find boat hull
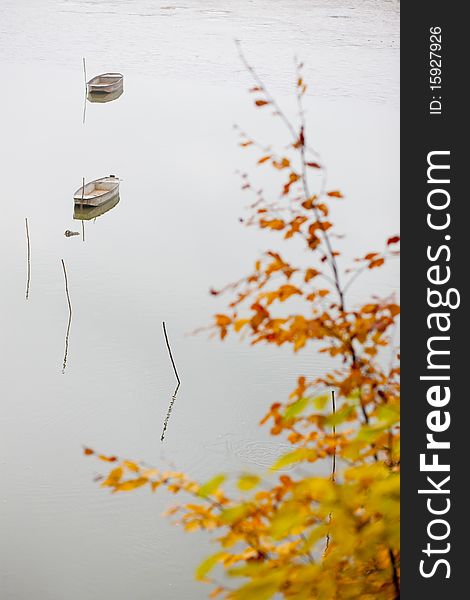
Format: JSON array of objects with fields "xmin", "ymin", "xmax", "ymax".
[
  {"xmin": 73, "ymin": 176, "xmax": 120, "ymax": 207},
  {"xmin": 86, "ymin": 73, "xmax": 123, "ymax": 94}
]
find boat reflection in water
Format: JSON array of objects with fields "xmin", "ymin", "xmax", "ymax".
[
  {"xmin": 74, "ymin": 194, "xmax": 120, "ymax": 221},
  {"xmin": 87, "ymin": 87, "xmax": 123, "ymax": 104}
]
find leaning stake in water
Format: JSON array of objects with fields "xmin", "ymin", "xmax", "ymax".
[
  {"xmin": 25, "ymin": 218, "xmax": 31, "ymax": 300},
  {"xmin": 61, "ymin": 259, "xmax": 73, "ymax": 373},
  {"xmin": 160, "ymin": 322, "xmax": 181, "ymax": 442},
  {"xmin": 82, "ymin": 57, "xmax": 88, "ymax": 124}
]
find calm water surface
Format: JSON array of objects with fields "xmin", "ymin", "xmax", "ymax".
[{"xmin": 0, "ymin": 1, "xmax": 399, "ymax": 598}]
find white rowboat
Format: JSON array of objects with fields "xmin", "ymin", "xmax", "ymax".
[
  {"xmin": 73, "ymin": 175, "xmax": 120, "ymax": 207},
  {"xmin": 86, "ymin": 73, "xmax": 123, "ymax": 94}
]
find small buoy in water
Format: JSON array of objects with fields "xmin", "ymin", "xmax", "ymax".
[{"xmin": 64, "ymin": 230, "xmax": 80, "ymax": 237}]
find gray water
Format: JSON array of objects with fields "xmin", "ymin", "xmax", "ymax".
[{"xmin": 0, "ymin": 2, "xmax": 399, "ymax": 599}]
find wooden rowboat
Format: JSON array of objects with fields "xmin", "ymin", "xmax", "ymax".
[
  {"xmin": 86, "ymin": 73, "xmax": 123, "ymax": 94},
  {"xmin": 73, "ymin": 175, "xmax": 120, "ymax": 207},
  {"xmin": 74, "ymin": 194, "xmax": 120, "ymax": 221}
]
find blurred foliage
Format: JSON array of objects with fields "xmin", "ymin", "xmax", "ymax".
[{"xmin": 85, "ymin": 50, "xmax": 400, "ymax": 599}]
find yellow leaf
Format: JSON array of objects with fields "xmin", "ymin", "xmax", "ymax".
[
  {"xmin": 198, "ymin": 475, "xmax": 225, "ymax": 498},
  {"xmin": 270, "ymin": 503, "xmax": 308, "ymax": 538},
  {"xmin": 220, "ymin": 504, "xmax": 249, "ymax": 524},
  {"xmin": 312, "ymin": 394, "xmax": 329, "ymax": 410},
  {"xmin": 375, "ymin": 404, "xmax": 400, "ymax": 426},
  {"xmin": 115, "ymin": 477, "xmax": 148, "ymax": 492},
  {"xmin": 233, "ymin": 572, "xmax": 284, "ymax": 600},
  {"xmin": 270, "ymin": 448, "xmax": 313, "ymax": 471},
  {"xmin": 325, "ymin": 404, "xmax": 354, "ymax": 427},
  {"xmin": 283, "ymin": 397, "xmax": 309, "ymax": 420},
  {"xmin": 237, "ymin": 474, "xmax": 261, "ymax": 491},
  {"xmin": 123, "ymin": 460, "xmax": 140, "ymax": 473},
  {"xmin": 195, "ymin": 551, "xmax": 226, "ymax": 581},
  {"xmin": 356, "ymin": 424, "xmax": 388, "ymax": 443},
  {"xmin": 101, "ymin": 467, "xmax": 123, "ymax": 487}
]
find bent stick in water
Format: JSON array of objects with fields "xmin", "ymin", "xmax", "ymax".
[
  {"xmin": 25, "ymin": 218, "xmax": 31, "ymax": 300},
  {"xmin": 160, "ymin": 322, "xmax": 181, "ymax": 441},
  {"xmin": 61, "ymin": 259, "xmax": 73, "ymax": 373}
]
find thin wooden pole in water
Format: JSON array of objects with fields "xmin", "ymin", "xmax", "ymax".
[
  {"xmin": 325, "ymin": 389, "xmax": 337, "ymax": 552},
  {"xmin": 82, "ymin": 95, "xmax": 87, "ymax": 124},
  {"xmin": 160, "ymin": 322, "xmax": 181, "ymax": 442},
  {"xmin": 82, "ymin": 57, "xmax": 87, "ymax": 88},
  {"xmin": 81, "ymin": 220, "xmax": 85, "ymax": 242},
  {"xmin": 82, "ymin": 58, "xmax": 88, "ymax": 124},
  {"xmin": 162, "ymin": 322, "xmax": 180, "ymax": 386},
  {"xmin": 61, "ymin": 259, "xmax": 73, "ymax": 373},
  {"xmin": 80, "ymin": 177, "xmax": 85, "ymax": 212},
  {"xmin": 25, "ymin": 218, "xmax": 31, "ymax": 300}
]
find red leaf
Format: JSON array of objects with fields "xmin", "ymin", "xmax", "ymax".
[
  {"xmin": 306, "ymin": 162, "xmax": 321, "ymax": 169},
  {"xmin": 387, "ymin": 235, "xmax": 400, "ymax": 245}
]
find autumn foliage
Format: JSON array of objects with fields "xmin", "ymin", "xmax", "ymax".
[{"xmin": 85, "ymin": 51, "xmax": 400, "ymax": 599}]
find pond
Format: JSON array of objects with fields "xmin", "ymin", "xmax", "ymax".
[{"xmin": 0, "ymin": 1, "xmax": 399, "ymax": 598}]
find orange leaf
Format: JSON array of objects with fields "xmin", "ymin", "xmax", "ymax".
[
  {"xmin": 215, "ymin": 314, "xmax": 231, "ymax": 326},
  {"xmin": 369, "ymin": 258, "xmax": 385, "ymax": 269},
  {"xmin": 98, "ymin": 454, "xmax": 118, "ymax": 463},
  {"xmin": 362, "ymin": 304, "xmax": 378, "ymax": 313},
  {"xmin": 255, "ymin": 99, "xmax": 269, "ymax": 107},
  {"xmin": 304, "ymin": 268, "xmax": 321, "ymax": 282},
  {"xmin": 258, "ymin": 155, "xmax": 272, "ymax": 164},
  {"xmin": 234, "ymin": 319, "xmax": 249, "ymax": 332},
  {"xmin": 327, "ymin": 190, "xmax": 343, "ymax": 198},
  {"xmin": 272, "ymin": 158, "xmax": 290, "ymax": 170},
  {"xmin": 260, "ymin": 218, "xmax": 285, "ymax": 230}
]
